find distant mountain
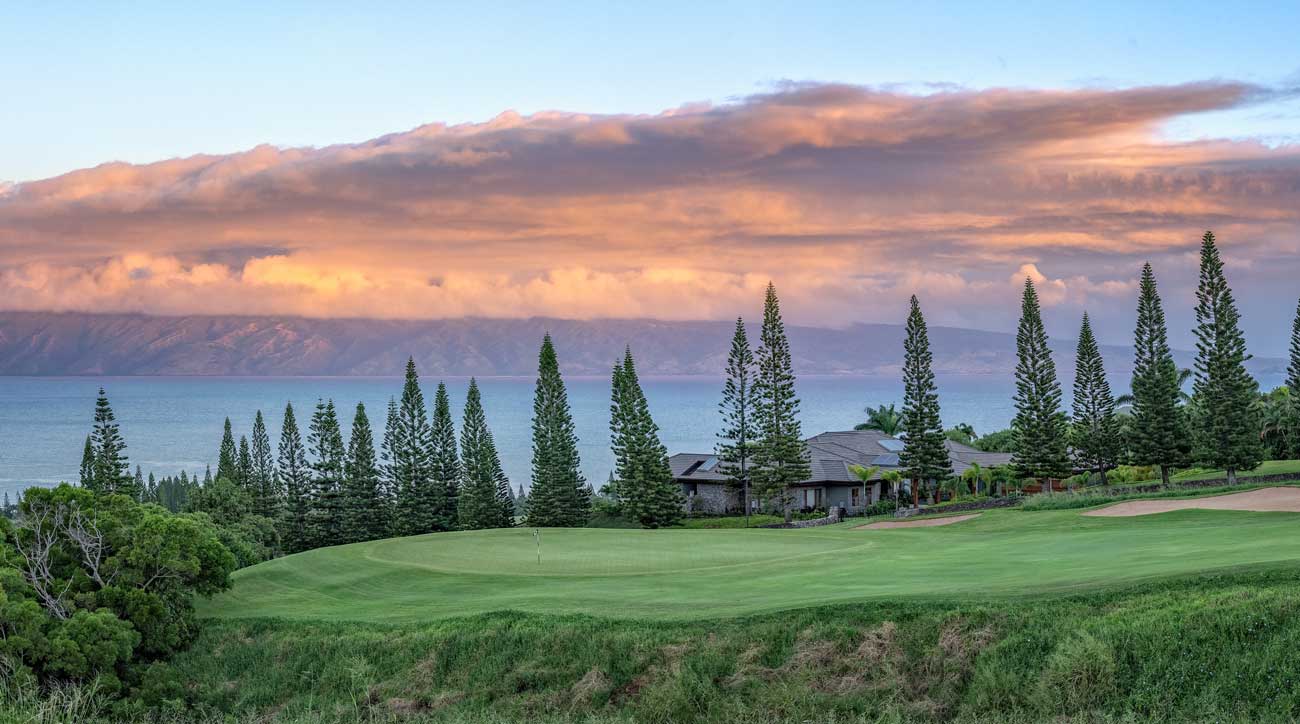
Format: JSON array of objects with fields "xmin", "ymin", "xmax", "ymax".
[{"xmin": 0, "ymin": 311, "xmax": 1286, "ymax": 378}]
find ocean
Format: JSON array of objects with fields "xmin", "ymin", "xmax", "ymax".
[{"xmin": 0, "ymin": 372, "xmax": 1282, "ymax": 500}]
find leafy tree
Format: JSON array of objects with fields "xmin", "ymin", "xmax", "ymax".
[
  {"xmin": 972, "ymin": 428, "xmax": 1014, "ymax": 453},
  {"xmin": 1011, "ymin": 278, "xmax": 1072, "ymax": 486},
  {"xmin": 216, "ymin": 417, "xmax": 238, "ymax": 484},
  {"xmin": 429, "ymin": 382, "xmax": 461, "ymax": 531},
  {"xmin": 88, "ymin": 388, "xmax": 135, "ymax": 498},
  {"xmin": 945, "ymin": 423, "xmax": 977, "ymax": 446},
  {"xmin": 276, "ymin": 402, "xmax": 311, "ymax": 554},
  {"xmin": 525, "ymin": 334, "xmax": 591, "ymax": 527},
  {"xmin": 249, "ymin": 410, "xmax": 279, "ymax": 519},
  {"xmin": 1070, "ymin": 313, "xmax": 1121, "ymax": 484},
  {"xmin": 186, "ymin": 476, "xmax": 279, "ymax": 568},
  {"xmin": 855, "ymin": 403, "xmax": 904, "ymax": 435},
  {"xmin": 751, "ymin": 283, "xmax": 811, "ymax": 520},
  {"xmin": 610, "ymin": 347, "xmax": 682, "ymax": 528},
  {"xmin": 1128, "ymin": 263, "xmax": 1187, "ymax": 486},
  {"xmin": 392, "ymin": 358, "xmax": 441, "ymax": 536},
  {"xmin": 899, "ymin": 295, "xmax": 952, "ymax": 505},
  {"xmin": 716, "ymin": 317, "xmax": 758, "ymax": 521},
  {"xmin": 342, "ymin": 402, "xmax": 387, "ymax": 542},
  {"xmin": 458, "ymin": 378, "xmax": 515, "ymax": 530},
  {"xmin": 305, "ymin": 399, "xmax": 347, "ymax": 549},
  {"xmin": 1, "ymin": 485, "xmax": 234, "ymax": 693},
  {"xmin": 1189, "ymin": 231, "xmax": 1262, "ymax": 484}
]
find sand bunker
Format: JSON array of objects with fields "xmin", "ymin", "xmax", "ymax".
[
  {"xmin": 1083, "ymin": 486, "xmax": 1300, "ymax": 517},
  {"xmin": 858, "ymin": 513, "xmax": 981, "ymax": 529}
]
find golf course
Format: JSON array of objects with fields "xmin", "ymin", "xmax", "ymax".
[{"xmin": 203, "ymin": 496, "xmax": 1300, "ymax": 623}]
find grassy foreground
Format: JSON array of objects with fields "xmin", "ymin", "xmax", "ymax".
[{"xmin": 203, "ymin": 507, "xmax": 1300, "ymax": 622}]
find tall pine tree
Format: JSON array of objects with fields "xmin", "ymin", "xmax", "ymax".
[
  {"xmin": 277, "ymin": 402, "xmax": 312, "ymax": 553},
  {"xmin": 249, "ymin": 410, "xmax": 279, "ymax": 519},
  {"xmin": 751, "ymin": 283, "xmax": 811, "ymax": 519},
  {"xmin": 429, "ymin": 382, "xmax": 461, "ymax": 531},
  {"xmin": 305, "ymin": 399, "xmax": 347, "ymax": 549},
  {"xmin": 716, "ymin": 317, "xmax": 758, "ymax": 520},
  {"xmin": 88, "ymin": 388, "xmax": 134, "ymax": 497},
  {"xmin": 1129, "ymin": 263, "xmax": 1185, "ymax": 485},
  {"xmin": 525, "ymin": 334, "xmax": 591, "ymax": 526},
  {"xmin": 1071, "ymin": 313, "xmax": 1121, "ymax": 484},
  {"xmin": 392, "ymin": 358, "xmax": 440, "ymax": 536},
  {"xmin": 610, "ymin": 347, "xmax": 682, "ymax": 528},
  {"xmin": 236, "ymin": 435, "xmax": 253, "ymax": 488},
  {"xmin": 1190, "ymin": 231, "xmax": 1262, "ymax": 484},
  {"xmin": 1285, "ymin": 298, "xmax": 1300, "ymax": 457},
  {"xmin": 342, "ymin": 402, "xmax": 387, "ymax": 542},
  {"xmin": 79, "ymin": 435, "xmax": 95, "ymax": 488},
  {"xmin": 458, "ymin": 378, "xmax": 515, "ymax": 529},
  {"xmin": 216, "ymin": 418, "xmax": 238, "ymax": 483},
  {"xmin": 899, "ymin": 295, "xmax": 951, "ymax": 505},
  {"xmin": 1011, "ymin": 279, "xmax": 1072, "ymax": 486},
  {"xmin": 380, "ymin": 396, "xmax": 399, "ymax": 511}
]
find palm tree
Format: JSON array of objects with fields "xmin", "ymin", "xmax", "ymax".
[
  {"xmin": 856, "ymin": 403, "xmax": 904, "ymax": 435},
  {"xmin": 848, "ymin": 464, "xmax": 880, "ymax": 515},
  {"xmin": 961, "ymin": 461, "xmax": 986, "ymax": 496},
  {"xmin": 880, "ymin": 469, "xmax": 905, "ymax": 510}
]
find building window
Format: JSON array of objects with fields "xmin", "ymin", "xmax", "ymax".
[{"xmin": 851, "ymin": 487, "xmax": 861, "ymax": 506}]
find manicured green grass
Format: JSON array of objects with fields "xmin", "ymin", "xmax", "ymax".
[
  {"xmin": 203, "ymin": 506, "xmax": 1300, "ymax": 624},
  {"xmin": 676, "ymin": 514, "xmax": 784, "ymax": 528}
]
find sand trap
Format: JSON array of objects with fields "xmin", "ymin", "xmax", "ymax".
[
  {"xmin": 1082, "ymin": 486, "xmax": 1300, "ymax": 517},
  {"xmin": 857, "ymin": 513, "xmax": 981, "ymax": 529}
]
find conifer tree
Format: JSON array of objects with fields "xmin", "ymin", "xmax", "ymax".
[
  {"xmin": 515, "ymin": 485, "xmax": 528, "ymax": 517},
  {"xmin": 751, "ymin": 283, "xmax": 810, "ymax": 519},
  {"xmin": 1285, "ymin": 298, "xmax": 1300, "ymax": 457},
  {"xmin": 380, "ymin": 396, "xmax": 399, "ymax": 506},
  {"xmin": 525, "ymin": 334, "xmax": 591, "ymax": 526},
  {"xmin": 250, "ymin": 410, "xmax": 278, "ymax": 519},
  {"xmin": 277, "ymin": 402, "xmax": 312, "ymax": 553},
  {"xmin": 392, "ymin": 358, "xmax": 440, "ymax": 536},
  {"xmin": 203, "ymin": 465, "xmax": 213, "ymax": 486},
  {"xmin": 305, "ymin": 399, "xmax": 347, "ymax": 548},
  {"xmin": 1190, "ymin": 231, "xmax": 1262, "ymax": 484},
  {"xmin": 429, "ymin": 382, "xmax": 461, "ymax": 530},
  {"xmin": 79, "ymin": 435, "xmax": 95, "ymax": 488},
  {"xmin": 216, "ymin": 417, "xmax": 238, "ymax": 483},
  {"xmin": 1071, "ymin": 313, "xmax": 1121, "ymax": 483},
  {"xmin": 610, "ymin": 347, "xmax": 683, "ymax": 528},
  {"xmin": 899, "ymin": 296, "xmax": 952, "ymax": 505},
  {"xmin": 716, "ymin": 317, "xmax": 758, "ymax": 520},
  {"xmin": 89, "ymin": 388, "xmax": 134, "ymax": 497},
  {"xmin": 1129, "ymin": 263, "xmax": 1186, "ymax": 485},
  {"xmin": 236, "ymin": 435, "xmax": 253, "ymax": 488},
  {"xmin": 458, "ymin": 378, "xmax": 514, "ymax": 529},
  {"xmin": 1011, "ymin": 279, "xmax": 1072, "ymax": 486},
  {"xmin": 146, "ymin": 471, "xmax": 157, "ymax": 503},
  {"xmin": 342, "ymin": 402, "xmax": 387, "ymax": 542},
  {"xmin": 133, "ymin": 466, "xmax": 146, "ymax": 499}
]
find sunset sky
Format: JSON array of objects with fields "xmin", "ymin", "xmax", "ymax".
[{"xmin": 3, "ymin": 2, "xmax": 1299, "ymax": 353}]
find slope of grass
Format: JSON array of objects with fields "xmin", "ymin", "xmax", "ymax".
[
  {"xmin": 157, "ymin": 572, "xmax": 1300, "ymax": 723},
  {"xmin": 202, "ymin": 507, "xmax": 1300, "ymax": 623}
]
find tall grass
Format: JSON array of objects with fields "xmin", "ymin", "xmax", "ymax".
[{"xmin": 1019, "ymin": 481, "xmax": 1298, "ymax": 511}]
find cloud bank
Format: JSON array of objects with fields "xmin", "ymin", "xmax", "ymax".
[{"xmin": 2, "ymin": 81, "xmax": 1298, "ymax": 342}]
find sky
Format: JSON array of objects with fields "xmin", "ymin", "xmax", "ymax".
[{"xmin": 2, "ymin": 2, "xmax": 1299, "ymax": 353}]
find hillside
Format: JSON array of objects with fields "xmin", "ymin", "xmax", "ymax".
[{"xmin": 0, "ymin": 311, "xmax": 1286, "ymax": 377}]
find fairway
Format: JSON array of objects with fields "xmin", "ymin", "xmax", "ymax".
[{"xmin": 203, "ymin": 507, "xmax": 1300, "ymax": 623}]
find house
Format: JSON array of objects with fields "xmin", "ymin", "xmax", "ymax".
[{"xmin": 669, "ymin": 429, "xmax": 1013, "ymax": 515}]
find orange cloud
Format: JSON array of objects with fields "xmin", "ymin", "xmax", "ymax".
[{"xmin": 1, "ymin": 81, "xmax": 1297, "ymax": 335}]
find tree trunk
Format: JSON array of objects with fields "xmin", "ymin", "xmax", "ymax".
[
  {"xmin": 1099, "ymin": 468, "xmax": 1108, "ymax": 486},
  {"xmin": 1227, "ymin": 467, "xmax": 1237, "ymax": 486},
  {"xmin": 1159, "ymin": 464, "xmax": 1170, "ymax": 487},
  {"xmin": 912, "ymin": 478, "xmax": 919, "ymax": 508}
]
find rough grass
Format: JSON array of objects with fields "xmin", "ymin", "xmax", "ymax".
[
  {"xmin": 111, "ymin": 571, "xmax": 1300, "ymax": 723},
  {"xmin": 1019, "ymin": 482, "xmax": 1300, "ymax": 511},
  {"xmin": 202, "ymin": 507, "xmax": 1300, "ymax": 623}
]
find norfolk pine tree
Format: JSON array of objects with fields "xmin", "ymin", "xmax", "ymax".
[
  {"xmin": 392, "ymin": 358, "xmax": 440, "ymax": 536},
  {"xmin": 250, "ymin": 410, "xmax": 279, "ymax": 518},
  {"xmin": 305, "ymin": 399, "xmax": 347, "ymax": 548},
  {"xmin": 610, "ymin": 347, "xmax": 682, "ymax": 528},
  {"xmin": 1011, "ymin": 279, "xmax": 1072, "ymax": 487},
  {"xmin": 1071, "ymin": 313, "xmax": 1121, "ymax": 484},
  {"xmin": 458, "ymin": 378, "xmax": 514, "ymax": 529},
  {"xmin": 899, "ymin": 296, "xmax": 951, "ymax": 506},
  {"xmin": 716, "ymin": 317, "xmax": 758, "ymax": 523},
  {"xmin": 429, "ymin": 382, "xmax": 461, "ymax": 531},
  {"xmin": 751, "ymin": 283, "xmax": 811, "ymax": 520},
  {"xmin": 89, "ymin": 387, "xmax": 135, "ymax": 497},
  {"xmin": 79, "ymin": 435, "xmax": 95, "ymax": 487},
  {"xmin": 216, "ymin": 417, "xmax": 238, "ymax": 484},
  {"xmin": 343, "ymin": 402, "xmax": 387, "ymax": 542},
  {"xmin": 236, "ymin": 435, "xmax": 253, "ymax": 488},
  {"xmin": 1190, "ymin": 231, "xmax": 1262, "ymax": 484},
  {"xmin": 277, "ymin": 402, "xmax": 312, "ymax": 553},
  {"xmin": 1285, "ymin": 298, "xmax": 1300, "ymax": 457},
  {"xmin": 1128, "ymin": 263, "xmax": 1186, "ymax": 485},
  {"xmin": 525, "ymin": 334, "xmax": 591, "ymax": 527}
]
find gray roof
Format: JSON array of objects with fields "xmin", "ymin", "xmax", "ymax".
[{"xmin": 673, "ymin": 429, "xmax": 1014, "ymax": 486}]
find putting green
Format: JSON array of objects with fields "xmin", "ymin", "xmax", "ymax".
[{"xmin": 202, "ymin": 507, "xmax": 1300, "ymax": 623}]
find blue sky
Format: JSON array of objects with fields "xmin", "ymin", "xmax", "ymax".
[{"xmin": 4, "ymin": 1, "xmax": 1298, "ymax": 182}]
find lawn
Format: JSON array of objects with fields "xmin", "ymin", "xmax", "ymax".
[{"xmin": 202, "ymin": 505, "xmax": 1300, "ymax": 624}]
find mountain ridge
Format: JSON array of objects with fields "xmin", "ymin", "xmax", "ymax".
[{"xmin": 0, "ymin": 311, "xmax": 1286, "ymax": 378}]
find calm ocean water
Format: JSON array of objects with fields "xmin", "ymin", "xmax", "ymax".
[{"xmin": 0, "ymin": 372, "xmax": 1282, "ymax": 500}]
